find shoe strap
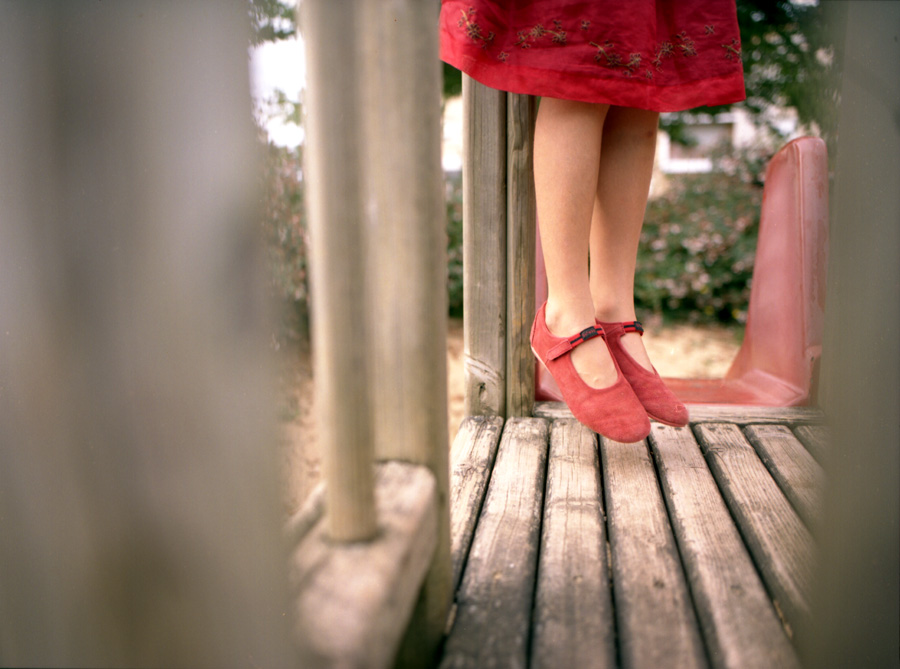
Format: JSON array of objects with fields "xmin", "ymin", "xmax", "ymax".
[
  {"xmin": 623, "ymin": 321, "xmax": 644, "ymax": 336},
  {"xmin": 547, "ymin": 324, "xmax": 604, "ymax": 361}
]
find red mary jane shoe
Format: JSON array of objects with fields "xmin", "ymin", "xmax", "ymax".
[
  {"xmin": 531, "ymin": 303, "xmax": 650, "ymax": 443},
  {"xmin": 597, "ymin": 320, "xmax": 689, "ymax": 427}
]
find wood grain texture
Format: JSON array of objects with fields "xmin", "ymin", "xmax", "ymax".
[
  {"xmin": 534, "ymin": 402, "xmax": 824, "ymax": 425},
  {"xmin": 694, "ymin": 423, "xmax": 814, "ymax": 643},
  {"xmin": 441, "ymin": 418, "xmax": 549, "ymax": 669},
  {"xmin": 284, "ymin": 483, "xmax": 326, "ymax": 546},
  {"xmin": 792, "ymin": 424, "xmax": 829, "ymax": 466},
  {"xmin": 531, "ymin": 419, "xmax": 615, "ymax": 669},
  {"xmin": 463, "ymin": 76, "xmax": 507, "ymax": 417},
  {"xmin": 600, "ymin": 435, "xmax": 708, "ymax": 669},
  {"xmin": 449, "ymin": 415, "xmax": 505, "ymax": 590},
  {"xmin": 357, "ymin": 3, "xmax": 453, "ymax": 660},
  {"xmin": 506, "ymin": 92, "xmax": 537, "ymax": 419},
  {"xmin": 0, "ymin": 5, "xmax": 296, "ymax": 665},
  {"xmin": 290, "ymin": 462, "xmax": 438, "ymax": 669},
  {"xmin": 304, "ymin": 0, "xmax": 376, "ymax": 540},
  {"xmin": 649, "ymin": 424, "xmax": 800, "ymax": 669},
  {"xmin": 687, "ymin": 405, "xmax": 825, "ymax": 425},
  {"xmin": 744, "ymin": 424, "xmax": 824, "ymax": 531}
]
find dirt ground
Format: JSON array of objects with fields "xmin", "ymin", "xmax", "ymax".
[{"xmin": 280, "ymin": 317, "xmax": 741, "ymax": 516}]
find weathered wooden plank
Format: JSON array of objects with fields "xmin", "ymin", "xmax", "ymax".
[
  {"xmin": 531, "ymin": 419, "xmax": 616, "ymax": 669},
  {"xmin": 649, "ymin": 424, "xmax": 800, "ymax": 669},
  {"xmin": 284, "ymin": 483, "xmax": 326, "ymax": 546},
  {"xmin": 792, "ymin": 424, "xmax": 829, "ymax": 467},
  {"xmin": 441, "ymin": 418, "xmax": 549, "ymax": 669},
  {"xmin": 449, "ymin": 415, "xmax": 505, "ymax": 590},
  {"xmin": 290, "ymin": 462, "xmax": 438, "ymax": 669},
  {"xmin": 600, "ymin": 435, "xmax": 708, "ymax": 669},
  {"xmin": 694, "ymin": 423, "xmax": 814, "ymax": 643},
  {"xmin": 534, "ymin": 401, "xmax": 824, "ymax": 425},
  {"xmin": 357, "ymin": 2, "xmax": 452, "ymax": 660},
  {"xmin": 687, "ymin": 405, "xmax": 825, "ymax": 425},
  {"xmin": 0, "ymin": 5, "xmax": 296, "ymax": 665},
  {"xmin": 743, "ymin": 424, "xmax": 824, "ymax": 531},
  {"xmin": 304, "ymin": 0, "xmax": 376, "ymax": 540},
  {"xmin": 463, "ymin": 76, "xmax": 507, "ymax": 416},
  {"xmin": 506, "ymin": 92, "xmax": 537, "ymax": 418}
]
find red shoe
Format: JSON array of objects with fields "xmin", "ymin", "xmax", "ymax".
[
  {"xmin": 531, "ymin": 303, "xmax": 650, "ymax": 442},
  {"xmin": 597, "ymin": 320, "xmax": 689, "ymax": 427}
]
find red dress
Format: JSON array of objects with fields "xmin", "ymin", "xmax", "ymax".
[{"xmin": 439, "ymin": 1, "xmax": 745, "ymax": 112}]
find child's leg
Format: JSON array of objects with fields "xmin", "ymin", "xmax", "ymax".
[
  {"xmin": 534, "ymin": 96, "xmax": 618, "ymax": 389},
  {"xmin": 589, "ymin": 105, "xmax": 660, "ymax": 371}
]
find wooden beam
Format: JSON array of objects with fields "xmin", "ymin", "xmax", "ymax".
[
  {"xmin": 357, "ymin": 1, "xmax": 453, "ymax": 660},
  {"xmin": 600, "ymin": 434, "xmax": 707, "ymax": 668},
  {"xmin": 463, "ymin": 76, "xmax": 507, "ymax": 417},
  {"xmin": 441, "ymin": 418, "xmax": 549, "ymax": 668},
  {"xmin": 532, "ymin": 420, "xmax": 616, "ymax": 669},
  {"xmin": 290, "ymin": 462, "xmax": 438, "ymax": 669},
  {"xmin": 534, "ymin": 402, "xmax": 825, "ymax": 425},
  {"xmin": 449, "ymin": 415, "xmax": 504, "ymax": 590},
  {"xmin": 0, "ymin": 3, "xmax": 295, "ymax": 665},
  {"xmin": 303, "ymin": 0, "xmax": 376, "ymax": 541},
  {"xmin": 506, "ymin": 93, "xmax": 537, "ymax": 418},
  {"xmin": 744, "ymin": 424, "xmax": 824, "ymax": 532},
  {"xmin": 806, "ymin": 4, "xmax": 900, "ymax": 665},
  {"xmin": 650, "ymin": 424, "xmax": 800, "ymax": 669},
  {"xmin": 695, "ymin": 423, "xmax": 814, "ymax": 642}
]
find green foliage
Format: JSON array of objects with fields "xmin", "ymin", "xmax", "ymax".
[
  {"xmin": 259, "ymin": 141, "xmax": 309, "ymax": 345},
  {"xmin": 248, "ymin": 0, "xmax": 296, "ymax": 45},
  {"xmin": 445, "ymin": 172, "xmax": 464, "ymax": 316},
  {"xmin": 736, "ymin": 0, "xmax": 841, "ymax": 134},
  {"xmin": 636, "ymin": 161, "xmax": 764, "ymax": 324},
  {"xmin": 662, "ymin": 0, "xmax": 842, "ymax": 162}
]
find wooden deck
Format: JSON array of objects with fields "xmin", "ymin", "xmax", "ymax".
[{"xmin": 440, "ymin": 403, "xmax": 826, "ymax": 669}]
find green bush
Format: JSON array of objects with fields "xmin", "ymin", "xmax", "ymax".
[
  {"xmin": 636, "ymin": 170, "xmax": 763, "ymax": 323},
  {"xmin": 260, "ymin": 143, "xmax": 764, "ymax": 333},
  {"xmin": 259, "ymin": 141, "xmax": 309, "ymax": 346},
  {"xmin": 445, "ymin": 172, "xmax": 464, "ymax": 317}
]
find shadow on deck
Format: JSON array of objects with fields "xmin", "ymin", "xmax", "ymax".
[{"xmin": 441, "ymin": 403, "xmax": 826, "ymax": 669}]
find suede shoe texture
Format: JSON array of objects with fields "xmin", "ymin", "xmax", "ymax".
[
  {"xmin": 531, "ymin": 303, "xmax": 650, "ymax": 442},
  {"xmin": 598, "ymin": 320, "xmax": 689, "ymax": 427}
]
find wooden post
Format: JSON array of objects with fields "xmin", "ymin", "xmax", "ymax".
[
  {"xmin": 805, "ymin": 2, "xmax": 900, "ymax": 665},
  {"xmin": 506, "ymin": 93, "xmax": 537, "ymax": 417},
  {"xmin": 303, "ymin": 1, "xmax": 377, "ymax": 541},
  {"xmin": 0, "ymin": 3, "xmax": 295, "ymax": 666},
  {"xmin": 359, "ymin": 0, "xmax": 452, "ymax": 661},
  {"xmin": 463, "ymin": 76, "xmax": 507, "ymax": 417}
]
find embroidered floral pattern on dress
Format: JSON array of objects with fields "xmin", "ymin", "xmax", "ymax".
[
  {"xmin": 516, "ymin": 20, "xmax": 567, "ymax": 48},
  {"xmin": 722, "ymin": 38, "xmax": 741, "ymax": 60},
  {"xmin": 441, "ymin": 0, "xmax": 746, "ymax": 111},
  {"xmin": 653, "ymin": 40, "xmax": 675, "ymax": 70},
  {"xmin": 458, "ymin": 7, "xmax": 494, "ymax": 50},
  {"xmin": 675, "ymin": 31, "xmax": 697, "ymax": 56},
  {"xmin": 454, "ymin": 11, "xmax": 739, "ymax": 81}
]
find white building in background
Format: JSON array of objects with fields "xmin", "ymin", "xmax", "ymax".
[{"xmin": 656, "ymin": 106, "xmax": 802, "ymax": 174}]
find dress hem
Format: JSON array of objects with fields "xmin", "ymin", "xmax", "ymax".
[{"xmin": 442, "ymin": 45, "xmax": 746, "ymax": 112}]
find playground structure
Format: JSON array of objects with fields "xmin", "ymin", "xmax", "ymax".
[{"xmin": 0, "ymin": 2, "xmax": 896, "ymax": 668}]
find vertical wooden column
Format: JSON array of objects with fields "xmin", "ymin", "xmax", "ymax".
[
  {"xmin": 360, "ymin": 0, "xmax": 452, "ymax": 660},
  {"xmin": 463, "ymin": 76, "xmax": 508, "ymax": 417},
  {"xmin": 0, "ymin": 3, "xmax": 295, "ymax": 666},
  {"xmin": 806, "ymin": 2, "xmax": 900, "ymax": 666},
  {"xmin": 303, "ymin": 2, "xmax": 377, "ymax": 541},
  {"xmin": 506, "ymin": 93, "xmax": 538, "ymax": 417}
]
